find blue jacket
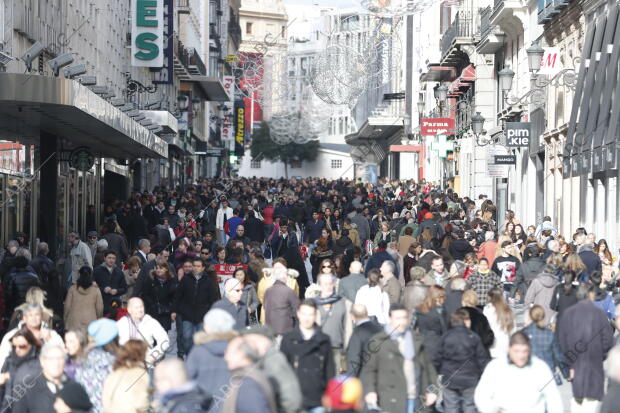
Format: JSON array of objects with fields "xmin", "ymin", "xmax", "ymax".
[
  {"xmin": 364, "ymin": 250, "xmax": 395, "ymax": 276},
  {"xmin": 304, "ymin": 219, "xmax": 325, "ymax": 243},
  {"xmin": 578, "ymin": 247, "xmax": 602, "ymax": 281},
  {"xmin": 523, "ymin": 323, "xmax": 569, "ymax": 382}
]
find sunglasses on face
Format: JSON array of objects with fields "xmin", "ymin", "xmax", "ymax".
[
  {"xmin": 322, "ymin": 265, "xmax": 332, "ymax": 269},
  {"xmin": 13, "ymin": 344, "xmax": 29, "ymax": 350}
]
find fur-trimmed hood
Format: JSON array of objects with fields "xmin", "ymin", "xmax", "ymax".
[
  {"xmin": 262, "ymin": 267, "xmax": 300, "ymax": 279},
  {"xmin": 193, "ymin": 330, "xmax": 238, "ymax": 345}
]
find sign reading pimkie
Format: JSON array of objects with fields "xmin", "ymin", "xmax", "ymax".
[{"xmin": 421, "ymin": 118, "xmax": 455, "ymax": 136}]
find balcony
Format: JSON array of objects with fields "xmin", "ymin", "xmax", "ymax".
[
  {"xmin": 440, "ymin": 11, "xmax": 481, "ymax": 65},
  {"xmin": 177, "ymin": 0, "xmax": 190, "ymax": 14},
  {"xmin": 173, "ymin": 33, "xmax": 207, "ymax": 80},
  {"xmin": 490, "ymin": 0, "xmax": 527, "ymax": 27},
  {"xmin": 538, "ymin": 0, "xmax": 571, "ymax": 24},
  {"xmin": 476, "ymin": 6, "xmax": 506, "ymax": 54}
]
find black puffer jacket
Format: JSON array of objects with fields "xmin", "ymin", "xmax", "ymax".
[
  {"xmin": 462, "ymin": 306, "xmax": 495, "ymax": 352},
  {"xmin": 448, "ymin": 239, "xmax": 474, "ymax": 261},
  {"xmin": 280, "ymin": 327, "xmax": 335, "ymax": 409},
  {"xmin": 433, "ymin": 325, "xmax": 491, "ymax": 390},
  {"xmin": 5, "ymin": 259, "xmax": 40, "ymax": 313},
  {"xmin": 415, "ymin": 306, "xmax": 447, "ymax": 360}
]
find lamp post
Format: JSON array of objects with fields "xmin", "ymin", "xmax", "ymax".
[{"xmin": 471, "ymin": 111, "xmax": 492, "ymax": 146}]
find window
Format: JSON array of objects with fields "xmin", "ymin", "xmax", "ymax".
[
  {"xmin": 290, "ymin": 160, "xmax": 302, "ymax": 168},
  {"xmin": 331, "ymin": 159, "xmax": 343, "ymax": 169},
  {"xmin": 282, "ymin": 25, "xmax": 286, "ymax": 39},
  {"xmin": 246, "ymin": 22, "xmax": 253, "ymax": 34},
  {"xmin": 251, "ymin": 160, "xmax": 261, "ymax": 169}
]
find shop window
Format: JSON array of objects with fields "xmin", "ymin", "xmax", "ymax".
[
  {"xmin": 251, "ymin": 160, "xmax": 261, "ymax": 169},
  {"xmin": 246, "ymin": 22, "xmax": 253, "ymax": 34}
]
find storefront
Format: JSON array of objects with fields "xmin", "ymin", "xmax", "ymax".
[{"xmin": 0, "ymin": 73, "xmax": 168, "ymax": 258}]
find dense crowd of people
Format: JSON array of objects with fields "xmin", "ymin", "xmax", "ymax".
[{"xmin": 0, "ymin": 176, "xmax": 618, "ymax": 413}]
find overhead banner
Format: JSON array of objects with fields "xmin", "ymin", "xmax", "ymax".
[
  {"xmin": 131, "ymin": 0, "xmax": 164, "ymax": 67},
  {"xmin": 421, "ymin": 118, "xmax": 455, "ymax": 136},
  {"xmin": 152, "ymin": 0, "xmax": 173, "ymax": 83},
  {"xmin": 506, "ymin": 122, "xmax": 531, "ymax": 147},
  {"xmin": 234, "ymin": 100, "xmax": 245, "ymax": 156},
  {"xmin": 221, "ymin": 76, "xmax": 235, "ymax": 150}
]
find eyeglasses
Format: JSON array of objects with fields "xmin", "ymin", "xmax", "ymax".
[
  {"xmin": 322, "ymin": 265, "xmax": 332, "ymax": 269},
  {"xmin": 201, "ymin": 251, "xmax": 210, "ymax": 255}
]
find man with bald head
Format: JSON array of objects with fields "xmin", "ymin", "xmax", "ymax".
[
  {"xmin": 117, "ymin": 297, "xmax": 170, "ymax": 364},
  {"xmin": 154, "ymin": 358, "xmax": 211, "ymax": 411},
  {"xmin": 338, "ymin": 261, "xmax": 368, "ymax": 303},
  {"xmin": 211, "ymin": 277, "xmax": 248, "ymax": 329},
  {"xmin": 346, "ymin": 304, "xmax": 382, "ymax": 377}
]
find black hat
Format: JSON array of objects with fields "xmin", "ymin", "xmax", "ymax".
[{"xmin": 58, "ymin": 381, "xmax": 93, "ymax": 411}]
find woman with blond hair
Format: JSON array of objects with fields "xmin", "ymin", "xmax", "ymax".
[
  {"xmin": 563, "ymin": 253, "xmax": 587, "ymax": 282},
  {"xmin": 483, "ymin": 288, "xmax": 516, "ymax": 358},
  {"xmin": 102, "ymin": 340, "xmax": 149, "ymax": 413},
  {"xmin": 415, "ymin": 285, "xmax": 446, "ymax": 359},
  {"xmin": 9, "ymin": 286, "xmax": 54, "ymax": 329}
]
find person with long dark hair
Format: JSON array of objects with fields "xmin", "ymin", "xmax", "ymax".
[{"xmin": 64, "ymin": 266, "xmax": 104, "ymax": 331}]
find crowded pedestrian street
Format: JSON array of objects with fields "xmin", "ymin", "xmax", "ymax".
[{"xmin": 0, "ymin": 0, "xmax": 620, "ymax": 412}]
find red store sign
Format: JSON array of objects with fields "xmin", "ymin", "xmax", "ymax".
[{"xmin": 420, "ymin": 118, "xmax": 455, "ymax": 136}]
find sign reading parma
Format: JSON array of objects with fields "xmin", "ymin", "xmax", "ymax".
[
  {"xmin": 421, "ymin": 118, "xmax": 455, "ymax": 136},
  {"xmin": 506, "ymin": 122, "xmax": 531, "ymax": 147},
  {"xmin": 132, "ymin": 0, "xmax": 164, "ymax": 67}
]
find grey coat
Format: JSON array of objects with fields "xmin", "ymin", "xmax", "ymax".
[
  {"xmin": 258, "ymin": 345, "xmax": 303, "ymax": 413},
  {"xmin": 264, "ymin": 280, "xmax": 300, "ymax": 335},
  {"xmin": 337, "ymin": 273, "xmax": 368, "ymax": 302},
  {"xmin": 316, "ymin": 296, "xmax": 348, "ymax": 349},
  {"xmin": 211, "ymin": 297, "xmax": 248, "ymax": 330},
  {"xmin": 350, "ymin": 213, "xmax": 371, "ymax": 243}
]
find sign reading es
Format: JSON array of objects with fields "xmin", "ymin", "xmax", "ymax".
[{"xmin": 132, "ymin": 0, "xmax": 164, "ymax": 67}]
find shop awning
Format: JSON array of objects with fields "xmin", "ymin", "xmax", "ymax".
[
  {"xmin": 448, "ymin": 64, "xmax": 476, "ymax": 96},
  {"xmin": 191, "ymin": 76, "xmax": 230, "ymax": 101},
  {"xmin": 420, "ymin": 64, "xmax": 457, "ymax": 83},
  {"xmin": 140, "ymin": 110, "xmax": 178, "ymax": 135},
  {"xmin": 0, "ymin": 73, "xmax": 168, "ymax": 158}
]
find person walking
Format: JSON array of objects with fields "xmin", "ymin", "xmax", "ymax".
[
  {"xmin": 64, "ymin": 266, "xmax": 104, "ymax": 331},
  {"xmin": 474, "ymin": 332, "xmax": 563, "ymax": 413},
  {"xmin": 354, "ymin": 269, "xmax": 390, "ymax": 325},
  {"xmin": 68, "ymin": 232, "xmax": 93, "ymax": 287},
  {"xmin": 263, "ymin": 266, "xmax": 301, "ymax": 337},
  {"xmin": 93, "ymin": 250, "xmax": 128, "ymax": 314},
  {"xmin": 523, "ymin": 263, "xmax": 561, "ymax": 327},
  {"xmin": 484, "ymin": 288, "xmax": 516, "ymax": 358},
  {"xmin": 211, "ymin": 278, "xmax": 249, "ymax": 330},
  {"xmin": 313, "ymin": 273, "xmax": 348, "ymax": 372},
  {"xmin": 558, "ymin": 284, "xmax": 614, "ymax": 412},
  {"xmin": 172, "ymin": 258, "xmax": 221, "ymax": 353},
  {"xmin": 433, "ymin": 309, "xmax": 490, "ymax": 413},
  {"xmin": 345, "ymin": 304, "xmax": 383, "ymax": 377},
  {"xmin": 280, "ymin": 299, "xmax": 334, "ymax": 413},
  {"xmin": 101, "ymin": 340, "xmax": 150, "ymax": 413},
  {"xmin": 467, "ymin": 257, "xmax": 502, "ymax": 307}
]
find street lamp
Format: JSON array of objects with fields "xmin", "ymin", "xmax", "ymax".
[
  {"xmin": 498, "ymin": 66, "xmax": 515, "ymax": 94},
  {"xmin": 417, "ymin": 99, "xmax": 425, "ymax": 115},
  {"xmin": 436, "ymin": 85, "xmax": 448, "ymax": 104},
  {"xmin": 526, "ymin": 42, "xmax": 545, "ymax": 73},
  {"xmin": 471, "ymin": 112, "xmax": 485, "ymax": 136}
]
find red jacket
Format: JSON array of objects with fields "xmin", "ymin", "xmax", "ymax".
[{"xmin": 263, "ymin": 205, "xmax": 274, "ymax": 225}]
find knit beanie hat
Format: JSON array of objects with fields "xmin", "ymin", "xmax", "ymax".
[
  {"xmin": 58, "ymin": 380, "xmax": 93, "ymax": 411},
  {"xmin": 203, "ymin": 308, "xmax": 235, "ymax": 333},
  {"xmin": 87, "ymin": 318, "xmax": 118, "ymax": 346}
]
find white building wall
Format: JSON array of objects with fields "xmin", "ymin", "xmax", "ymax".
[{"xmin": 238, "ymin": 149, "xmax": 354, "ymax": 179}]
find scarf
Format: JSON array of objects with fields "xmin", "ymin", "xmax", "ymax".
[
  {"xmin": 314, "ymin": 292, "xmax": 341, "ymax": 306},
  {"xmin": 385, "ymin": 325, "xmax": 415, "ymax": 360}
]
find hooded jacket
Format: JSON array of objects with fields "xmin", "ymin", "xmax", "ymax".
[
  {"xmin": 64, "ymin": 283, "xmax": 104, "ymax": 331},
  {"xmin": 332, "ymin": 236, "xmax": 354, "ymax": 255},
  {"xmin": 187, "ymin": 330, "xmax": 238, "ymax": 399},
  {"xmin": 524, "ymin": 271, "xmax": 560, "ymax": 326}
]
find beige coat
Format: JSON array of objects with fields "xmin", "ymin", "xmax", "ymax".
[
  {"xmin": 64, "ymin": 284, "xmax": 104, "ymax": 331},
  {"xmin": 102, "ymin": 366, "xmax": 149, "ymax": 413}
]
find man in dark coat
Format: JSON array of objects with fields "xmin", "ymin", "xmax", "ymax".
[
  {"xmin": 280, "ymin": 299, "xmax": 335, "ymax": 412},
  {"xmin": 155, "ymin": 358, "xmax": 213, "ymax": 413},
  {"xmin": 433, "ymin": 309, "xmax": 490, "ymax": 412},
  {"xmin": 172, "ymin": 258, "xmax": 221, "ymax": 353},
  {"xmin": 558, "ymin": 284, "xmax": 614, "ymax": 404},
  {"xmin": 332, "ymin": 229, "xmax": 354, "ymax": 256},
  {"xmin": 243, "ymin": 209, "xmax": 264, "ymax": 243},
  {"xmin": 448, "ymin": 230, "xmax": 474, "ymax": 261},
  {"xmin": 93, "ymin": 250, "xmax": 128, "ymax": 313},
  {"xmin": 30, "ymin": 242, "xmax": 62, "ymax": 317},
  {"xmin": 364, "ymin": 240, "xmax": 396, "ymax": 276},
  {"xmin": 102, "ymin": 221, "xmax": 130, "ymax": 263},
  {"xmin": 5, "ymin": 256, "xmax": 40, "ymax": 314},
  {"xmin": 346, "ymin": 303, "xmax": 382, "ymax": 377},
  {"xmin": 578, "ymin": 243, "xmax": 602, "ymax": 282},
  {"xmin": 304, "ymin": 212, "xmax": 325, "ymax": 244}
]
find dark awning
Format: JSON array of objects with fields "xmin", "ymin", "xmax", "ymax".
[
  {"xmin": 191, "ymin": 76, "xmax": 230, "ymax": 101},
  {"xmin": 0, "ymin": 73, "xmax": 168, "ymax": 158}
]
